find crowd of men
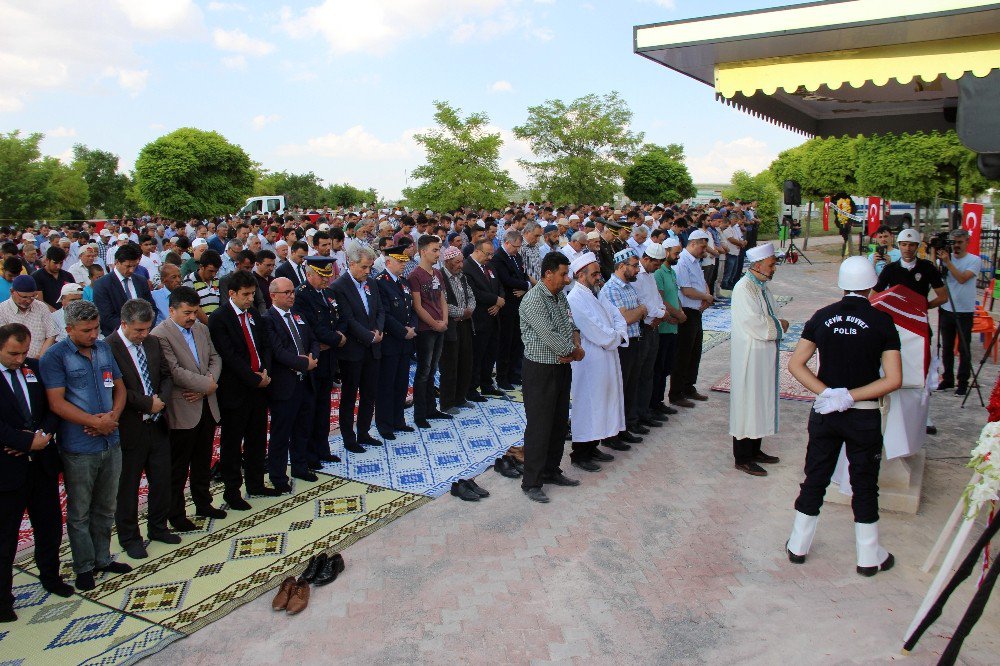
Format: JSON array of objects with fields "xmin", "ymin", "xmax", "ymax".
[{"xmin": 0, "ymin": 200, "xmax": 770, "ymax": 619}]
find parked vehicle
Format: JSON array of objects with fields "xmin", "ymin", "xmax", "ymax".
[{"xmin": 239, "ymin": 195, "xmax": 285, "ymax": 216}]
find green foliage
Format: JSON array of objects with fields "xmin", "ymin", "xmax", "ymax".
[
  {"xmin": 42, "ymin": 158, "xmax": 89, "ymax": 220},
  {"xmin": 254, "ymin": 170, "xmax": 324, "ymax": 207},
  {"xmin": 769, "ymin": 136, "xmax": 857, "ymax": 201},
  {"xmin": 0, "ymin": 131, "xmax": 55, "ymax": 223},
  {"xmin": 71, "ymin": 144, "xmax": 129, "ymax": 216},
  {"xmin": 403, "ymin": 100, "xmax": 516, "ymax": 212},
  {"xmin": 324, "ymin": 182, "xmax": 377, "ymax": 208},
  {"xmin": 622, "ymin": 144, "xmax": 696, "ymax": 203},
  {"xmin": 723, "ymin": 169, "xmax": 781, "ymax": 233},
  {"xmin": 514, "ymin": 91, "xmax": 643, "ymax": 205},
  {"xmin": 134, "ymin": 128, "xmax": 254, "ymax": 219}
]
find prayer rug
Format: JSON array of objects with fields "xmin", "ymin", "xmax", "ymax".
[
  {"xmin": 698, "ymin": 295, "xmax": 793, "ymax": 350},
  {"xmin": 321, "ymin": 395, "xmax": 526, "ymax": 496},
  {"xmin": 779, "ymin": 322, "xmax": 805, "ymax": 352},
  {"xmin": 10, "ymin": 473, "xmax": 428, "ymax": 664},
  {"xmin": 710, "ymin": 350, "xmax": 818, "ymax": 402}
]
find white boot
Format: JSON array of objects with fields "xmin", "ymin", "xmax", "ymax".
[
  {"xmin": 786, "ymin": 511, "xmax": 819, "ymax": 561},
  {"xmin": 855, "ymin": 521, "xmax": 893, "ymax": 575}
]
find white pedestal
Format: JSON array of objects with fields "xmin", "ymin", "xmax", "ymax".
[{"xmin": 829, "ymin": 450, "xmax": 925, "ymax": 514}]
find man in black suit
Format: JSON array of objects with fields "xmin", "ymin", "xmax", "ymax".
[
  {"xmin": 219, "ymin": 250, "xmax": 267, "ymax": 314},
  {"xmin": 274, "ymin": 241, "xmax": 310, "ymax": 287},
  {"xmin": 490, "ymin": 230, "xmax": 530, "ymax": 389},
  {"xmin": 463, "ymin": 238, "xmax": 506, "ymax": 399},
  {"xmin": 207, "ymin": 270, "xmax": 276, "ymax": 510},
  {"xmin": 107, "ymin": 299, "xmax": 180, "ymax": 560},
  {"xmin": 264, "ymin": 277, "xmax": 320, "ymax": 492},
  {"xmin": 0, "ymin": 323, "xmax": 72, "ymax": 623},
  {"xmin": 92, "ymin": 243, "xmax": 155, "ymax": 336},
  {"xmin": 332, "ymin": 245, "xmax": 384, "ymax": 453},
  {"xmin": 375, "ymin": 247, "xmax": 417, "ymax": 438}
]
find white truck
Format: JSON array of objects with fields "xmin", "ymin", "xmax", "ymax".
[{"xmin": 239, "ymin": 195, "xmax": 285, "ymax": 216}]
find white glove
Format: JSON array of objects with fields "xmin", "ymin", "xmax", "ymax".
[
  {"xmin": 813, "ymin": 388, "xmax": 836, "ymax": 415},
  {"xmin": 813, "ymin": 388, "xmax": 854, "ymax": 414}
]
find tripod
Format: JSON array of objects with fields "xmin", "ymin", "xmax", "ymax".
[
  {"xmin": 780, "ymin": 209, "xmax": 812, "ymax": 265},
  {"xmin": 961, "ymin": 313, "xmax": 995, "ymax": 409}
]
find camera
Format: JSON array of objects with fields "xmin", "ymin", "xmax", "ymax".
[
  {"xmin": 927, "ymin": 231, "xmax": 953, "ymax": 253},
  {"xmin": 876, "ymin": 244, "xmax": 889, "ymax": 257}
]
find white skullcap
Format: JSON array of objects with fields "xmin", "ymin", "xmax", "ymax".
[
  {"xmin": 586, "ymin": 231, "xmax": 600, "ymax": 241},
  {"xmin": 568, "ymin": 214, "xmax": 580, "ymax": 221},
  {"xmin": 192, "ymin": 238, "xmax": 208, "ymax": 248},
  {"xmin": 644, "ymin": 242, "xmax": 666, "ymax": 260},
  {"xmin": 664, "ymin": 237, "xmax": 681, "ymax": 249},
  {"xmin": 569, "ymin": 252, "xmax": 597, "ymax": 275},
  {"xmin": 688, "ymin": 230, "xmax": 710, "ymax": 241},
  {"xmin": 275, "ymin": 239, "xmax": 288, "ymax": 248},
  {"xmin": 746, "ymin": 242, "xmax": 775, "ymax": 263}
]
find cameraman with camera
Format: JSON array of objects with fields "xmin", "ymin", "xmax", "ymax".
[
  {"xmin": 936, "ymin": 229, "xmax": 981, "ymax": 395},
  {"xmin": 867, "ymin": 225, "xmax": 901, "ymax": 275}
]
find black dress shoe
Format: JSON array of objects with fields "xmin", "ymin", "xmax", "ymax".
[
  {"xmin": 427, "ymin": 410, "xmax": 453, "ymax": 420},
  {"xmin": 735, "ymin": 462, "xmax": 768, "ymax": 477},
  {"xmin": 494, "ymin": 457, "xmax": 521, "ymax": 478},
  {"xmin": 96, "ymin": 561, "xmax": 133, "ymax": 574},
  {"xmin": 497, "ymin": 382, "xmax": 515, "ymax": 391},
  {"xmin": 651, "ymin": 403, "xmax": 671, "ymax": 415},
  {"xmin": 464, "ymin": 479, "xmax": 490, "ymax": 497},
  {"xmin": 602, "ymin": 438, "xmax": 632, "ymax": 451},
  {"xmin": 956, "ymin": 385, "xmax": 968, "ymax": 396},
  {"xmin": 481, "ymin": 387, "xmax": 505, "ymax": 397},
  {"xmin": 302, "ymin": 554, "xmax": 327, "ymax": 583},
  {"xmin": 571, "ymin": 459, "xmax": 601, "ymax": 473},
  {"xmin": 170, "ymin": 517, "xmax": 198, "ymax": 532},
  {"xmin": 618, "ymin": 431, "xmax": 642, "ymax": 444},
  {"xmin": 662, "ymin": 405, "xmax": 678, "ymax": 415},
  {"xmin": 318, "ymin": 454, "xmax": 342, "ymax": 463},
  {"xmin": 415, "ymin": 419, "xmax": 432, "ymax": 429},
  {"xmin": 466, "ymin": 393, "xmax": 488, "ymax": 403},
  {"xmin": 523, "ymin": 487, "xmax": 550, "ymax": 503},
  {"xmin": 75, "ymin": 572, "xmax": 96, "ymax": 591},
  {"xmin": 395, "ymin": 425, "xmax": 415, "ymax": 433},
  {"xmin": 754, "ymin": 452, "xmax": 780, "ymax": 464},
  {"xmin": 687, "ymin": 391, "xmax": 709, "ymax": 401},
  {"xmin": 42, "ymin": 580, "xmax": 75, "ymax": 598},
  {"xmin": 453, "ymin": 401, "xmax": 472, "ymax": 409},
  {"xmin": 670, "ymin": 398, "xmax": 696, "ymax": 408},
  {"xmin": 541, "ymin": 472, "xmax": 580, "ymax": 487},
  {"xmin": 377, "ymin": 430, "xmax": 397, "ymax": 440},
  {"xmin": 857, "ymin": 553, "xmax": 895, "ymax": 577},
  {"xmin": 359, "ymin": 436, "xmax": 383, "ymax": 447},
  {"xmin": 314, "ymin": 553, "xmax": 345, "ymax": 586},
  {"xmin": 936, "ymin": 382, "xmax": 955, "ymax": 391},
  {"xmin": 248, "ymin": 486, "xmax": 281, "ymax": 497},
  {"xmin": 786, "ymin": 541, "xmax": 805, "ymax": 564},
  {"xmin": 224, "ymin": 494, "xmax": 252, "ymax": 511},
  {"xmin": 630, "ymin": 424, "xmax": 650, "ymax": 435},
  {"xmin": 308, "ymin": 460, "xmax": 323, "ymax": 470},
  {"xmin": 591, "ymin": 449, "xmax": 615, "ymax": 462},
  {"xmin": 291, "ymin": 470, "xmax": 319, "ymax": 483},
  {"xmin": 450, "ymin": 481, "xmax": 480, "ymax": 501},
  {"xmin": 123, "ymin": 542, "xmax": 148, "ymax": 559},
  {"xmin": 148, "ymin": 531, "xmax": 182, "ymax": 545},
  {"xmin": 926, "ymin": 425, "xmax": 938, "ymax": 435},
  {"xmin": 344, "ymin": 441, "xmax": 366, "ymax": 453},
  {"xmin": 196, "ymin": 505, "xmax": 227, "ymax": 519},
  {"xmin": 273, "ymin": 483, "xmax": 293, "ymax": 494},
  {"xmin": 0, "ymin": 607, "xmax": 16, "ymax": 622},
  {"xmin": 640, "ymin": 417, "xmax": 664, "ymax": 428}
]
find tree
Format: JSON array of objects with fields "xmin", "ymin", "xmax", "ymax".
[
  {"xmin": 723, "ymin": 169, "xmax": 781, "ymax": 233},
  {"xmin": 622, "ymin": 144, "xmax": 696, "ymax": 203},
  {"xmin": 403, "ymin": 101, "xmax": 516, "ymax": 211},
  {"xmin": 254, "ymin": 170, "xmax": 325, "ymax": 207},
  {"xmin": 133, "ymin": 128, "xmax": 254, "ymax": 219},
  {"xmin": 42, "ymin": 158, "xmax": 89, "ymax": 220},
  {"xmin": 72, "ymin": 144, "xmax": 129, "ymax": 216},
  {"xmin": 324, "ymin": 182, "xmax": 378, "ymax": 208},
  {"xmin": 514, "ymin": 91, "xmax": 643, "ymax": 205},
  {"xmin": 0, "ymin": 131, "xmax": 53, "ymax": 223}
]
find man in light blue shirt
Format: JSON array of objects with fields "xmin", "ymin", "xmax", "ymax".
[
  {"xmin": 867, "ymin": 225, "xmax": 902, "ymax": 275},
  {"xmin": 937, "ymin": 228, "xmax": 982, "ymax": 394}
]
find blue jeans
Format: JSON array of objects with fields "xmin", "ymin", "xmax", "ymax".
[
  {"xmin": 413, "ymin": 331, "xmax": 444, "ymax": 419},
  {"xmin": 60, "ymin": 445, "xmax": 122, "ymax": 574},
  {"xmin": 721, "ymin": 254, "xmax": 742, "ymax": 290}
]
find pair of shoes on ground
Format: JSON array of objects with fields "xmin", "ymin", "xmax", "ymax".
[
  {"xmin": 272, "ymin": 553, "xmax": 347, "ymax": 615},
  {"xmin": 571, "ymin": 447, "xmax": 615, "ymax": 473},
  {"xmin": 522, "ymin": 473, "xmax": 581, "ymax": 504},
  {"xmin": 735, "ymin": 451, "xmax": 781, "ymax": 476},
  {"xmin": 450, "ymin": 479, "xmax": 489, "ymax": 501},
  {"xmin": 785, "ymin": 541, "xmax": 895, "ymax": 577},
  {"xmin": 494, "ymin": 455, "xmax": 524, "ymax": 478}
]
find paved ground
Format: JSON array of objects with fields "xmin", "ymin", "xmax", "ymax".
[{"xmin": 153, "ymin": 247, "xmax": 1000, "ymax": 665}]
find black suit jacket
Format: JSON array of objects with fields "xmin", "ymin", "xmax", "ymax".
[
  {"xmin": 207, "ymin": 302, "xmax": 272, "ymax": 409},
  {"xmin": 263, "ymin": 306, "xmax": 320, "ymax": 399},
  {"xmin": 490, "ymin": 248, "xmax": 530, "ymax": 315},
  {"xmin": 0, "ymin": 359, "xmax": 60, "ymax": 491},
  {"xmin": 275, "ymin": 259, "xmax": 308, "ymax": 287},
  {"xmin": 463, "ymin": 257, "xmax": 505, "ymax": 330},
  {"xmin": 218, "ymin": 272, "xmax": 268, "ymax": 316},
  {"xmin": 92, "ymin": 271, "xmax": 156, "ymax": 336},
  {"xmin": 332, "ymin": 272, "xmax": 385, "ymax": 362},
  {"xmin": 106, "ymin": 331, "xmax": 173, "ymax": 438}
]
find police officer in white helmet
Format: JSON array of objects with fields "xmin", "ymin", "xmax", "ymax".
[{"xmin": 785, "ymin": 257, "xmax": 903, "ymax": 576}]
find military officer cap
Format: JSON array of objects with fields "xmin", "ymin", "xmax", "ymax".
[
  {"xmin": 383, "ymin": 245, "xmax": 409, "ymax": 262},
  {"xmin": 605, "ymin": 219, "xmax": 623, "ymax": 230},
  {"xmin": 304, "ymin": 255, "xmax": 338, "ymax": 277}
]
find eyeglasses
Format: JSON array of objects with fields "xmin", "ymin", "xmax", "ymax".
[{"xmin": 272, "ymin": 290, "xmax": 294, "ymax": 295}]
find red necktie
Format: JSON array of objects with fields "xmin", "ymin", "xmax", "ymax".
[{"xmin": 239, "ymin": 312, "xmax": 261, "ymax": 372}]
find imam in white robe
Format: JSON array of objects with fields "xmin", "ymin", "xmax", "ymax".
[
  {"xmin": 729, "ymin": 272, "xmax": 782, "ymax": 439},
  {"xmin": 567, "ymin": 281, "xmax": 627, "ymax": 442}
]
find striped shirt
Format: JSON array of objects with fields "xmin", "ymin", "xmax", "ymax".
[
  {"xmin": 519, "ymin": 241, "xmax": 542, "ymax": 282},
  {"xmin": 519, "ymin": 282, "xmax": 576, "ymax": 364},
  {"xmin": 182, "ymin": 274, "xmax": 221, "ymax": 315},
  {"xmin": 599, "ymin": 275, "xmax": 641, "ymax": 339}
]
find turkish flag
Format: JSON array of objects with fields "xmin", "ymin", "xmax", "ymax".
[
  {"xmin": 867, "ymin": 197, "xmax": 881, "ymax": 235},
  {"xmin": 822, "ymin": 196, "xmax": 831, "ymax": 231},
  {"xmin": 963, "ymin": 202, "xmax": 984, "ymax": 255}
]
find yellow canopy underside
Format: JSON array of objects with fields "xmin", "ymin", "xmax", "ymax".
[{"xmin": 715, "ymin": 33, "xmax": 1000, "ymax": 97}]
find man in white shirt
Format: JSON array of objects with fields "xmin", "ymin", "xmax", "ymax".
[
  {"xmin": 51, "ymin": 284, "xmax": 84, "ymax": 343},
  {"xmin": 670, "ymin": 230, "xmax": 714, "ymax": 408},
  {"xmin": 720, "ymin": 219, "xmax": 747, "ymax": 291},
  {"xmin": 633, "ymin": 243, "xmax": 668, "ymax": 430},
  {"xmin": 69, "ymin": 245, "xmax": 99, "ymax": 287},
  {"xmin": 627, "ymin": 226, "xmax": 649, "ymax": 258}
]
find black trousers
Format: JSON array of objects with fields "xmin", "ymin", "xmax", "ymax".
[
  {"xmin": 617, "ymin": 338, "xmax": 641, "ymax": 431},
  {"xmin": 940, "ymin": 309, "xmax": 973, "ymax": 387},
  {"xmin": 376, "ymin": 351, "xmax": 410, "ymax": 433},
  {"xmin": 218, "ymin": 389, "xmax": 268, "ymax": 495},
  {"xmin": 116, "ymin": 419, "xmax": 171, "ymax": 547},
  {"xmin": 495, "ymin": 302, "xmax": 523, "ymax": 384},
  {"xmin": 521, "ymin": 360, "xmax": 571, "ymax": 489},
  {"xmin": 440, "ymin": 319, "xmax": 473, "ymax": 409},
  {"xmin": 169, "ymin": 400, "xmax": 217, "ymax": 519},
  {"xmin": 413, "ymin": 331, "xmax": 443, "ymax": 419},
  {"xmin": 470, "ymin": 320, "xmax": 499, "ymax": 392},
  {"xmin": 670, "ymin": 308, "xmax": 703, "ymax": 401},
  {"xmin": 0, "ymin": 463, "xmax": 63, "ymax": 609},
  {"xmin": 794, "ymin": 409, "xmax": 883, "ymax": 524},
  {"xmin": 633, "ymin": 327, "xmax": 660, "ymax": 423},
  {"xmin": 570, "ymin": 440, "xmax": 600, "ymax": 462},
  {"xmin": 339, "ymin": 351, "xmax": 379, "ymax": 446},
  {"xmin": 310, "ymin": 376, "xmax": 334, "ymax": 460},
  {"xmin": 651, "ymin": 332, "xmax": 676, "ymax": 408},
  {"xmin": 732, "ymin": 437, "xmax": 762, "ymax": 465},
  {"xmin": 269, "ymin": 380, "xmax": 314, "ymax": 484}
]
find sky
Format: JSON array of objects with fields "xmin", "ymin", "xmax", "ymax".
[{"xmin": 1, "ymin": 0, "xmax": 809, "ymax": 201}]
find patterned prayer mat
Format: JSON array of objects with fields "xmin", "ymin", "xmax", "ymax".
[
  {"xmin": 710, "ymin": 349, "xmax": 818, "ymax": 402},
  {"xmin": 8, "ymin": 473, "xmax": 428, "ymax": 664},
  {"xmin": 779, "ymin": 322, "xmax": 805, "ymax": 352},
  {"xmin": 698, "ymin": 295, "xmax": 793, "ymax": 351},
  {"xmin": 322, "ymin": 395, "xmax": 526, "ymax": 496}
]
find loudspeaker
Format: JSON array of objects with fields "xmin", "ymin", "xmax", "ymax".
[
  {"xmin": 978, "ymin": 153, "xmax": 1000, "ymax": 180},
  {"xmin": 783, "ymin": 180, "xmax": 801, "ymax": 206}
]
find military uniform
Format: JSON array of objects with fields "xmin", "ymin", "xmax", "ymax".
[
  {"xmin": 375, "ymin": 270, "xmax": 417, "ymax": 438},
  {"xmin": 291, "ymin": 276, "xmax": 344, "ymax": 465},
  {"xmin": 597, "ymin": 238, "xmax": 615, "ymax": 281}
]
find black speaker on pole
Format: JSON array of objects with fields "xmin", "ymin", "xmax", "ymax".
[{"xmin": 783, "ymin": 179, "xmax": 801, "ymax": 206}]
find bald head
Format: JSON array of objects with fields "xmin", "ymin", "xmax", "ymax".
[{"xmin": 269, "ymin": 276, "xmax": 296, "ymax": 310}]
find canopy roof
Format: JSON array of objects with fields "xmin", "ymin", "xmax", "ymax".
[{"xmin": 634, "ymin": 0, "xmax": 1000, "ymax": 136}]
